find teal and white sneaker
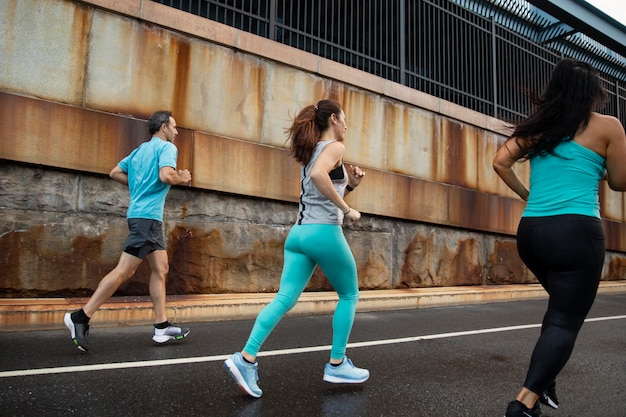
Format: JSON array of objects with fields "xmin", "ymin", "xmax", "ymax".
[
  {"xmin": 152, "ymin": 324, "xmax": 190, "ymax": 344},
  {"xmin": 224, "ymin": 352, "xmax": 263, "ymax": 398},
  {"xmin": 323, "ymin": 357, "xmax": 369, "ymax": 384}
]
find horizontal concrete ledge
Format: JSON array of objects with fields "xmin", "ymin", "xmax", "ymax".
[{"xmin": 2, "ymin": 282, "xmax": 626, "ymax": 332}]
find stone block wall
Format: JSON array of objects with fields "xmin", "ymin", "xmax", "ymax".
[{"xmin": 3, "ymin": 161, "xmax": 625, "ymax": 297}]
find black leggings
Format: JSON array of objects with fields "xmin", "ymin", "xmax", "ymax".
[{"xmin": 516, "ymin": 214, "xmax": 605, "ymax": 394}]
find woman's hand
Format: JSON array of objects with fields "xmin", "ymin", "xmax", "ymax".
[
  {"xmin": 346, "ymin": 164, "xmax": 365, "ymax": 189},
  {"xmin": 344, "ymin": 207, "xmax": 361, "ymax": 224}
]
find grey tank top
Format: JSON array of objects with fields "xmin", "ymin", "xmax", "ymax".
[{"xmin": 297, "ymin": 140, "xmax": 348, "ymax": 225}]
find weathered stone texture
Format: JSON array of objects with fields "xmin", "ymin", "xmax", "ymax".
[
  {"xmin": 1, "ymin": 161, "xmax": 625, "ymax": 297},
  {"xmin": 485, "ymin": 238, "xmax": 534, "ymax": 284},
  {"xmin": 398, "ymin": 225, "xmax": 486, "ymax": 287},
  {"xmin": 606, "ymin": 254, "xmax": 626, "ymax": 281},
  {"xmin": 0, "ymin": 212, "xmax": 127, "ymax": 296}
]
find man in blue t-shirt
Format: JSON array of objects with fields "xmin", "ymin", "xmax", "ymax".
[{"xmin": 64, "ymin": 111, "xmax": 192, "ymax": 352}]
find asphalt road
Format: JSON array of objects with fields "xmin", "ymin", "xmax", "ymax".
[{"xmin": 1, "ymin": 294, "xmax": 625, "ymax": 417}]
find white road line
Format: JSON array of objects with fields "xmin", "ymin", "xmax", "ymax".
[{"xmin": 2, "ymin": 314, "xmax": 625, "ymax": 379}]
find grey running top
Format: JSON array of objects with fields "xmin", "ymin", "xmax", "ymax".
[{"xmin": 297, "ymin": 140, "xmax": 348, "ymax": 225}]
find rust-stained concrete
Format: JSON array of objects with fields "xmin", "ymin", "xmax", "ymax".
[
  {"xmin": 191, "ymin": 132, "xmax": 301, "ymax": 201},
  {"xmin": 0, "ymin": 0, "xmax": 624, "ymax": 303},
  {"xmin": 1, "ymin": 0, "xmax": 623, "ymax": 225}
]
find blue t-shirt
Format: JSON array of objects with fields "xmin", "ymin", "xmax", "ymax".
[
  {"xmin": 117, "ymin": 137, "xmax": 178, "ymax": 221},
  {"xmin": 523, "ymin": 140, "xmax": 606, "ymax": 219}
]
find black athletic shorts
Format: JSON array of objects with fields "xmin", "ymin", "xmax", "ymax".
[{"xmin": 122, "ymin": 218, "xmax": 166, "ymax": 259}]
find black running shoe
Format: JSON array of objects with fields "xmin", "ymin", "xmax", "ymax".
[
  {"xmin": 539, "ymin": 382, "xmax": 559, "ymax": 409},
  {"xmin": 64, "ymin": 312, "xmax": 89, "ymax": 352},
  {"xmin": 504, "ymin": 400, "xmax": 541, "ymax": 417}
]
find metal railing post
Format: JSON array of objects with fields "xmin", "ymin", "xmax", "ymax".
[
  {"xmin": 269, "ymin": 0, "xmax": 277, "ymax": 41},
  {"xmin": 490, "ymin": 16, "xmax": 498, "ymax": 119},
  {"xmin": 399, "ymin": 0, "xmax": 406, "ymax": 85},
  {"xmin": 616, "ymin": 80, "xmax": 621, "ymax": 119}
]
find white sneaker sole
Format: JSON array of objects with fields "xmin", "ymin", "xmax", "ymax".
[
  {"xmin": 64, "ymin": 313, "xmax": 87, "ymax": 352},
  {"xmin": 152, "ymin": 330, "xmax": 190, "ymax": 344},
  {"xmin": 64, "ymin": 313, "xmax": 76, "ymax": 338},
  {"xmin": 224, "ymin": 358, "xmax": 262, "ymax": 398},
  {"xmin": 323, "ymin": 374, "xmax": 369, "ymax": 384}
]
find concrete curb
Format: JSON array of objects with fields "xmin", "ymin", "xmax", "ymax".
[{"xmin": 2, "ymin": 282, "xmax": 626, "ymax": 332}]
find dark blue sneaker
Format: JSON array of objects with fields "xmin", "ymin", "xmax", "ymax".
[{"xmin": 64, "ymin": 312, "xmax": 89, "ymax": 352}]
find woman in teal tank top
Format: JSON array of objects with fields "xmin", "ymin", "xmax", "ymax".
[
  {"xmin": 493, "ymin": 59, "xmax": 626, "ymax": 417},
  {"xmin": 224, "ymin": 100, "xmax": 369, "ymax": 398}
]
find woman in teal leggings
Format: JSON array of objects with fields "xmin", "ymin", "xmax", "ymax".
[{"xmin": 224, "ymin": 99, "xmax": 369, "ymax": 398}]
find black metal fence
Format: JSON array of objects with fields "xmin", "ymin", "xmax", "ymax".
[{"xmin": 153, "ymin": 0, "xmax": 625, "ymax": 126}]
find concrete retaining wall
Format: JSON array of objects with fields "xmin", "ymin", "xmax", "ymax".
[{"xmin": 1, "ymin": 0, "xmax": 624, "ymax": 298}]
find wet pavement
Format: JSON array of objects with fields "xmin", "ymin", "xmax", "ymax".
[{"xmin": 1, "ymin": 294, "xmax": 625, "ymax": 417}]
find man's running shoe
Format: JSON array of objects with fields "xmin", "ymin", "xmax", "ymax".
[
  {"xmin": 224, "ymin": 352, "xmax": 263, "ymax": 398},
  {"xmin": 64, "ymin": 312, "xmax": 89, "ymax": 352},
  {"xmin": 323, "ymin": 357, "xmax": 370, "ymax": 384},
  {"xmin": 539, "ymin": 382, "xmax": 559, "ymax": 409},
  {"xmin": 152, "ymin": 324, "xmax": 190, "ymax": 344},
  {"xmin": 504, "ymin": 400, "xmax": 541, "ymax": 417}
]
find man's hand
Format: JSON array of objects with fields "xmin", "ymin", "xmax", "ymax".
[{"xmin": 178, "ymin": 169, "xmax": 192, "ymax": 186}]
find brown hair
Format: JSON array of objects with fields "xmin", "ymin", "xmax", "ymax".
[{"xmin": 286, "ymin": 100, "xmax": 343, "ymax": 165}]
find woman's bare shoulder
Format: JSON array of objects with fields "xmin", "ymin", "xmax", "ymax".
[
  {"xmin": 585, "ymin": 113, "xmax": 624, "ymax": 143},
  {"xmin": 590, "ymin": 112, "xmax": 623, "ymax": 130}
]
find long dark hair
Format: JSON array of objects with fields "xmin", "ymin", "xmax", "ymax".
[
  {"xmin": 286, "ymin": 100, "xmax": 343, "ymax": 165},
  {"xmin": 513, "ymin": 58, "xmax": 606, "ymax": 159}
]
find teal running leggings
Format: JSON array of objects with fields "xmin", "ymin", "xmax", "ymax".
[{"xmin": 243, "ymin": 224, "xmax": 359, "ymax": 360}]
